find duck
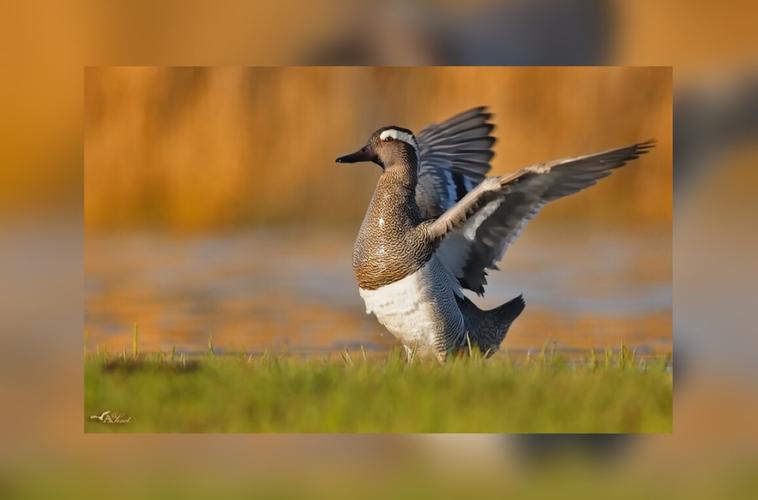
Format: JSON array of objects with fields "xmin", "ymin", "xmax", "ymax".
[{"xmin": 336, "ymin": 107, "xmax": 654, "ymax": 361}]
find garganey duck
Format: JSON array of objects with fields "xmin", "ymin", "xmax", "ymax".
[{"xmin": 336, "ymin": 107, "xmax": 654, "ymax": 361}]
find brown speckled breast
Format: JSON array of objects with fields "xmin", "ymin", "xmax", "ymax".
[{"xmin": 353, "ymin": 170, "xmax": 436, "ymax": 290}]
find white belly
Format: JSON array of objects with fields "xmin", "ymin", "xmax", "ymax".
[{"xmin": 358, "ymin": 256, "xmax": 464, "ymax": 356}]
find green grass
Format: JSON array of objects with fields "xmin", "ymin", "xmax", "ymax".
[{"xmin": 84, "ymin": 347, "xmax": 672, "ymax": 433}]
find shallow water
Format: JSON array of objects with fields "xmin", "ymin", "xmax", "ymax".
[{"xmin": 85, "ymin": 225, "xmax": 671, "ymax": 357}]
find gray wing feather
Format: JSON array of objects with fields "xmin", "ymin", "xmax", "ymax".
[
  {"xmin": 415, "ymin": 107, "xmax": 497, "ymax": 219},
  {"xmin": 432, "ymin": 140, "xmax": 656, "ymax": 294}
]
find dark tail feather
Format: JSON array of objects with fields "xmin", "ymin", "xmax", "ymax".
[
  {"xmin": 457, "ymin": 294, "xmax": 525, "ymax": 356},
  {"xmin": 491, "ymin": 294, "xmax": 525, "ymax": 326}
]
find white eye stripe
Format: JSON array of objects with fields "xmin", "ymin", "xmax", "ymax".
[
  {"xmin": 380, "ymin": 128, "xmax": 416, "ymax": 145},
  {"xmin": 379, "ymin": 129, "xmax": 419, "ymax": 157}
]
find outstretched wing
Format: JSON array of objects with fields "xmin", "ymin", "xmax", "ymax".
[
  {"xmin": 427, "ymin": 140, "xmax": 656, "ymax": 294},
  {"xmin": 414, "ymin": 107, "xmax": 496, "ymax": 219}
]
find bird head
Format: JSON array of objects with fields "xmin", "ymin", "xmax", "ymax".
[{"xmin": 336, "ymin": 126, "xmax": 419, "ymax": 169}]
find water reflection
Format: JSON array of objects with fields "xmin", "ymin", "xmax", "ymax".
[{"xmin": 85, "ymin": 225, "xmax": 670, "ymax": 357}]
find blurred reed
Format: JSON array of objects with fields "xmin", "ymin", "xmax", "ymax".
[{"xmin": 85, "ymin": 67, "xmax": 671, "ymax": 233}]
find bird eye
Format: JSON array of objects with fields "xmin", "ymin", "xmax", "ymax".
[{"xmin": 383, "ymin": 136, "xmax": 394, "ymax": 142}]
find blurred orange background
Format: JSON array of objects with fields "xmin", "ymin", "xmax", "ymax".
[
  {"xmin": 83, "ymin": 67, "xmax": 671, "ymax": 358},
  {"xmin": 85, "ymin": 66, "xmax": 671, "ymax": 233}
]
